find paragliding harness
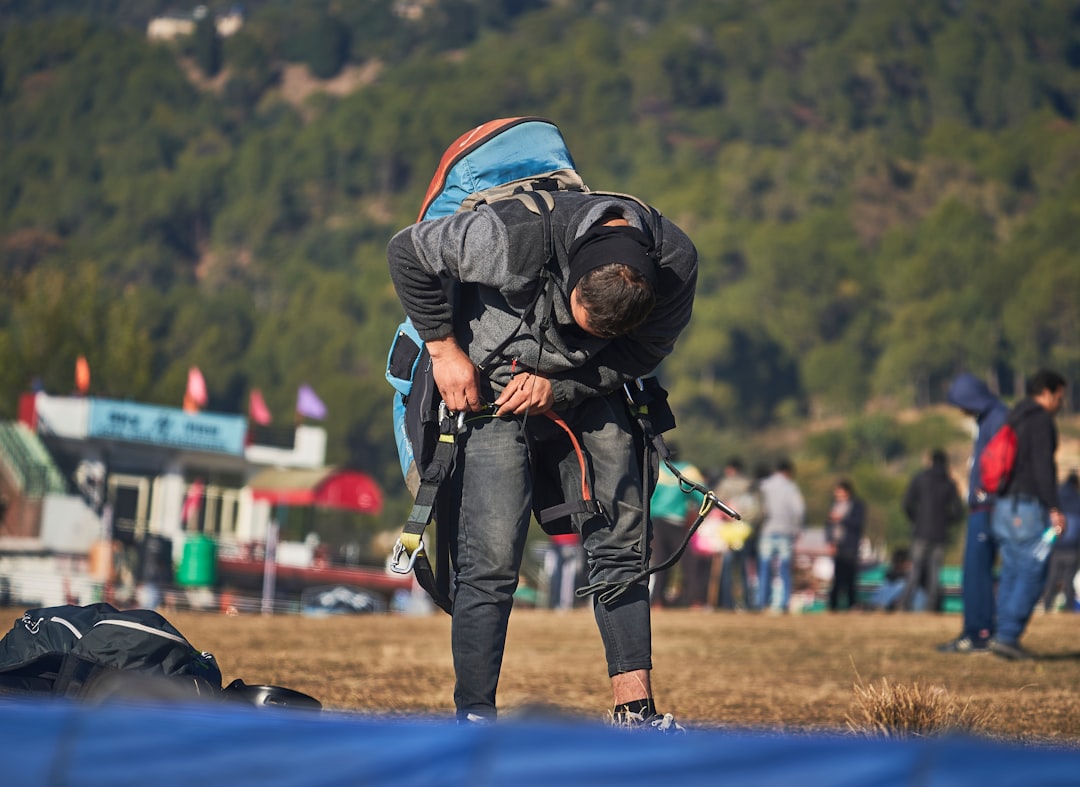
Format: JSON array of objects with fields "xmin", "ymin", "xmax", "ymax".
[{"xmin": 385, "ymin": 118, "xmax": 740, "ymax": 614}]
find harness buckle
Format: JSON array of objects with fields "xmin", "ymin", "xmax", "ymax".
[
  {"xmin": 438, "ymin": 401, "xmax": 466, "ymax": 435},
  {"xmin": 389, "ymin": 537, "xmax": 425, "ymax": 574},
  {"xmin": 623, "ymin": 378, "xmax": 646, "ymax": 406}
]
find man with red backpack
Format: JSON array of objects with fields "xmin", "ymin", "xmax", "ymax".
[{"xmin": 988, "ymin": 369, "xmax": 1068, "ymax": 660}]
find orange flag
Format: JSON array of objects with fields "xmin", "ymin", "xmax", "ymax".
[
  {"xmin": 249, "ymin": 388, "xmax": 272, "ymax": 425},
  {"xmin": 75, "ymin": 355, "xmax": 91, "ymax": 395}
]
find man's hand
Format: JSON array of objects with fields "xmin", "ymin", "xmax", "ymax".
[
  {"xmin": 427, "ymin": 336, "xmax": 484, "ymax": 413},
  {"xmin": 495, "ymin": 372, "xmax": 554, "ymax": 416},
  {"xmin": 1050, "ymin": 508, "xmax": 1066, "ymax": 537}
]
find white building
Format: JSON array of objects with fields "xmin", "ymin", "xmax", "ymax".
[
  {"xmin": 147, "ymin": 5, "xmax": 245, "ymax": 41},
  {"xmin": 0, "ymin": 391, "xmax": 397, "ymax": 610}
]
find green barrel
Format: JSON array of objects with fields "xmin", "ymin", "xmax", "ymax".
[{"xmin": 176, "ymin": 534, "xmax": 217, "ymax": 587}]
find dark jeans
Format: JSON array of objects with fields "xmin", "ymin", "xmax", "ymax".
[
  {"xmin": 720, "ymin": 548, "xmax": 754, "ymax": 610},
  {"xmin": 546, "ymin": 543, "xmax": 586, "ymax": 610},
  {"xmin": 650, "ymin": 517, "xmax": 687, "ymax": 606},
  {"xmin": 1042, "ymin": 549, "xmax": 1078, "ymax": 612},
  {"xmin": 681, "ymin": 550, "xmax": 715, "ymax": 607},
  {"xmin": 899, "ymin": 539, "xmax": 944, "ymax": 612},
  {"xmin": 961, "ymin": 507, "xmax": 997, "ymax": 641},
  {"xmin": 992, "ymin": 496, "xmax": 1051, "ymax": 644},
  {"xmin": 829, "ymin": 554, "xmax": 858, "ymax": 610},
  {"xmin": 447, "ymin": 394, "xmax": 652, "ymax": 720}
]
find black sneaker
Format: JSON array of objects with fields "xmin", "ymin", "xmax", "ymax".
[
  {"xmin": 988, "ymin": 638, "xmax": 1035, "ymax": 661},
  {"xmin": 936, "ymin": 636, "xmax": 989, "ymax": 654},
  {"xmin": 613, "ymin": 709, "xmax": 687, "ymax": 733}
]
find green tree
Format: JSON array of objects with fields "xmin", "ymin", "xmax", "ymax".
[{"xmin": 304, "ymin": 13, "xmax": 350, "ymax": 80}]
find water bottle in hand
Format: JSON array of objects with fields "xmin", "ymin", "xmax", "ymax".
[{"xmin": 1033, "ymin": 527, "xmax": 1057, "ymax": 561}]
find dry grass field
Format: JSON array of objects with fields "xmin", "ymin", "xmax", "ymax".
[{"xmin": 33, "ymin": 605, "xmax": 1075, "ymax": 746}]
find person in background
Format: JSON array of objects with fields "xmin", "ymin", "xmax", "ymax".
[
  {"xmin": 715, "ymin": 457, "xmax": 763, "ymax": 611},
  {"xmin": 937, "ymin": 372, "xmax": 1010, "ymax": 652},
  {"xmin": 756, "ymin": 459, "xmax": 806, "ymax": 613},
  {"xmin": 1040, "ymin": 471, "xmax": 1080, "ymax": 613},
  {"xmin": 648, "ymin": 447, "xmax": 705, "ymax": 608},
  {"xmin": 826, "ymin": 479, "xmax": 865, "ymax": 612},
  {"xmin": 545, "ymin": 532, "xmax": 586, "ymax": 611},
  {"xmin": 870, "ymin": 547, "xmax": 919, "ymax": 611},
  {"xmin": 989, "ymin": 369, "xmax": 1067, "ymax": 660},
  {"xmin": 898, "ymin": 449, "xmax": 964, "ymax": 612}
]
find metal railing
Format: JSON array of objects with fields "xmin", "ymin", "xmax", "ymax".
[{"xmin": 0, "ymin": 422, "xmax": 68, "ymax": 498}]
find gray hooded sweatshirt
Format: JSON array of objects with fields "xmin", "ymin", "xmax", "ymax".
[{"xmin": 387, "ymin": 191, "xmax": 697, "ymax": 408}]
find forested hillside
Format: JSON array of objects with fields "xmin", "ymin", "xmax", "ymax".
[{"xmin": 2, "ymin": 0, "xmax": 1079, "ymax": 541}]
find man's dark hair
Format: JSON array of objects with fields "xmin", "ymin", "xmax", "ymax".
[
  {"xmin": 726, "ymin": 457, "xmax": 745, "ymax": 472},
  {"xmin": 836, "ymin": 479, "xmax": 855, "ymax": 496},
  {"xmin": 1026, "ymin": 368, "xmax": 1066, "ymax": 397},
  {"xmin": 574, "ymin": 264, "xmax": 655, "ymax": 338},
  {"xmin": 776, "ymin": 458, "xmax": 794, "ymax": 475},
  {"xmin": 931, "ymin": 449, "xmax": 948, "ymax": 467}
]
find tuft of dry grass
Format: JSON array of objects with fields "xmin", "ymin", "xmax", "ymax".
[{"xmin": 845, "ymin": 676, "xmax": 996, "ymax": 740}]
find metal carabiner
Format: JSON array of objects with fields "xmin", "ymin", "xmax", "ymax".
[
  {"xmin": 438, "ymin": 401, "xmax": 466, "ymax": 435},
  {"xmin": 389, "ymin": 537, "xmax": 425, "ymax": 575},
  {"xmin": 623, "ymin": 378, "xmax": 646, "ymax": 407}
]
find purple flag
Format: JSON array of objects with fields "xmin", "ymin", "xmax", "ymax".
[{"xmin": 296, "ymin": 383, "xmax": 327, "ymax": 420}]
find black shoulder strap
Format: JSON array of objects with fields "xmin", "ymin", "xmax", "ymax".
[{"xmin": 477, "ymin": 190, "xmax": 558, "ymax": 373}]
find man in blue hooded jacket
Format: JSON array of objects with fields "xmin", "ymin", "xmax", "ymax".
[{"xmin": 937, "ymin": 373, "xmax": 1009, "ymax": 653}]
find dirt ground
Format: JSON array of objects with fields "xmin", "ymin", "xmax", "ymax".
[{"xmin": 25, "ymin": 604, "xmax": 1075, "ymax": 745}]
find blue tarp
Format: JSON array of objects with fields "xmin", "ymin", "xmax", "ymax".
[{"xmin": 4, "ymin": 699, "xmax": 1080, "ymax": 787}]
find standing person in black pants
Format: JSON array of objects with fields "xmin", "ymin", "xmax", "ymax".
[
  {"xmin": 1041, "ymin": 471, "xmax": 1080, "ymax": 613},
  {"xmin": 826, "ymin": 479, "xmax": 865, "ymax": 611},
  {"xmin": 898, "ymin": 450, "xmax": 964, "ymax": 612}
]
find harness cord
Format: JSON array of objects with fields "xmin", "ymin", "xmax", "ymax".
[
  {"xmin": 575, "ymin": 439, "xmax": 741, "ymax": 605},
  {"xmin": 576, "ymin": 491, "xmax": 720, "ymax": 605},
  {"xmin": 543, "ymin": 411, "xmax": 592, "ymax": 502}
]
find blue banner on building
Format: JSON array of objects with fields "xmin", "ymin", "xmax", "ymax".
[{"xmin": 87, "ymin": 399, "xmax": 247, "ymax": 455}]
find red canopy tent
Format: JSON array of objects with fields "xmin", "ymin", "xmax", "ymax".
[
  {"xmin": 249, "ymin": 468, "xmax": 383, "ymax": 514},
  {"xmin": 245, "ymin": 468, "xmax": 387, "ymax": 613}
]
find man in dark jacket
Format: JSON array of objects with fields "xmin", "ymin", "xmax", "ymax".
[
  {"xmin": 937, "ymin": 373, "xmax": 1009, "ymax": 653},
  {"xmin": 989, "ymin": 369, "xmax": 1068, "ymax": 660},
  {"xmin": 898, "ymin": 449, "xmax": 964, "ymax": 612},
  {"xmin": 388, "ymin": 186, "xmax": 697, "ymax": 728}
]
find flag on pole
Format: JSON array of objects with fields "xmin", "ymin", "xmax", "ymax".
[
  {"xmin": 185, "ymin": 366, "xmax": 208, "ymax": 412},
  {"xmin": 181, "ymin": 478, "xmax": 205, "ymax": 523},
  {"xmin": 249, "ymin": 388, "xmax": 272, "ymax": 425},
  {"xmin": 296, "ymin": 383, "xmax": 327, "ymax": 420},
  {"xmin": 75, "ymin": 355, "xmax": 91, "ymax": 395}
]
